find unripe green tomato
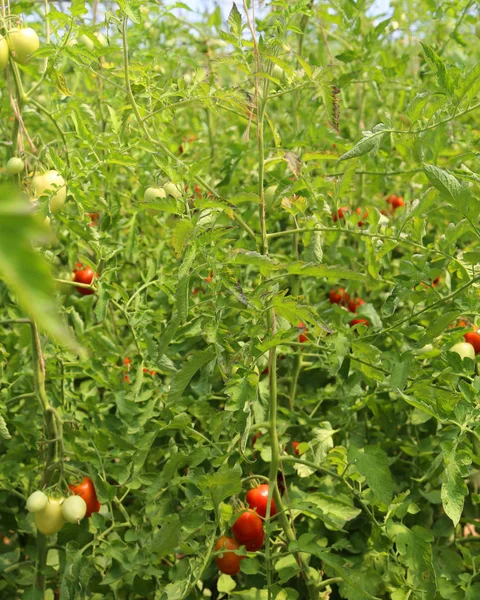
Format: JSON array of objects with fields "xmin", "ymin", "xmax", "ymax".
[
  {"xmin": 32, "ymin": 170, "xmax": 67, "ymax": 212},
  {"xmin": 450, "ymin": 342, "xmax": 475, "ymax": 361},
  {"xmin": 6, "ymin": 157, "xmax": 24, "ymax": 175},
  {"xmin": 164, "ymin": 182, "xmax": 182, "ymax": 199},
  {"xmin": 78, "ymin": 34, "xmax": 94, "ymax": 51},
  {"xmin": 26, "ymin": 490, "xmax": 48, "ymax": 513},
  {"xmin": 476, "ymin": 23, "xmax": 480, "ymax": 39},
  {"xmin": 272, "ymin": 64, "xmax": 285, "ymax": 81},
  {"xmin": 34, "ymin": 498, "xmax": 66, "ymax": 535},
  {"xmin": 95, "ymin": 32, "xmax": 107, "ymax": 47},
  {"xmin": 144, "ymin": 187, "xmax": 166, "ymax": 202},
  {"xmin": 61, "ymin": 495, "xmax": 87, "ymax": 523},
  {"xmin": 8, "ymin": 28, "xmax": 40, "ymax": 65},
  {"xmin": 0, "ymin": 36, "xmax": 9, "ymax": 70}
]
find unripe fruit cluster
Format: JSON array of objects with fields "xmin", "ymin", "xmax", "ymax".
[
  {"xmin": 0, "ymin": 27, "xmax": 40, "ymax": 70},
  {"xmin": 26, "ymin": 491, "xmax": 87, "ymax": 535}
]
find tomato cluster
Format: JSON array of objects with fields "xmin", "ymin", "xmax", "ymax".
[
  {"xmin": 215, "ymin": 483, "xmax": 278, "ymax": 575},
  {"xmin": 25, "ymin": 479, "xmax": 99, "ymax": 536},
  {"xmin": 329, "ymin": 287, "xmax": 369, "ymax": 328}
]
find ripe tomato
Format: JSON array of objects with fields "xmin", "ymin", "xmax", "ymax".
[
  {"xmin": 232, "ymin": 510, "xmax": 264, "ymax": 546},
  {"xmin": 329, "ymin": 288, "xmax": 349, "ymax": 306},
  {"xmin": 333, "ymin": 206, "xmax": 349, "ymax": 222},
  {"xmin": 386, "ymin": 194, "xmax": 404, "ymax": 211},
  {"xmin": 298, "ymin": 321, "xmax": 308, "ymax": 343},
  {"xmin": 0, "ymin": 36, "xmax": 8, "ymax": 70},
  {"xmin": 32, "ymin": 170, "xmax": 66, "ymax": 212},
  {"xmin": 8, "ymin": 28, "xmax": 39, "ymax": 65},
  {"xmin": 464, "ymin": 331, "xmax": 480, "ymax": 354},
  {"xmin": 432, "ymin": 276, "xmax": 441, "ymax": 287},
  {"xmin": 252, "ymin": 432, "xmax": 261, "ymax": 447},
  {"xmin": 244, "ymin": 528, "xmax": 265, "ymax": 551},
  {"xmin": 123, "ymin": 357, "xmax": 131, "ymax": 366},
  {"xmin": 246, "ymin": 484, "xmax": 277, "ymax": 518},
  {"xmin": 350, "ymin": 318, "xmax": 369, "ymax": 328},
  {"xmin": 26, "ymin": 490, "xmax": 48, "ymax": 513},
  {"xmin": 205, "ymin": 271, "xmax": 213, "ymax": 283},
  {"xmin": 68, "ymin": 477, "xmax": 100, "ymax": 518},
  {"xmin": 450, "ymin": 342, "xmax": 475, "ymax": 361},
  {"xmin": 348, "ymin": 298, "xmax": 365, "ymax": 313},
  {"xmin": 34, "ymin": 498, "xmax": 66, "ymax": 535},
  {"xmin": 124, "ymin": 375, "xmax": 131, "ymax": 384},
  {"xmin": 355, "ymin": 207, "xmax": 368, "ymax": 226},
  {"xmin": 88, "ymin": 212, "xmax": 100, "ymax": 227},
  {"xmin": 6, "ymin": 157, "xmax": 24, "ymax": 175},
  {"xmin": 214, "ymin": 536, "xmax": 244, "ymax": 575},
  {"xmin": 73, "ymin": 265, "xmax": 96, "ymax": 295},
  {"xmin": 61, "ymin": 496, "xmax": 87, "ymax": 523},
  {"xmin": 292, "ymin": 441, "xmax": 300, "ymax": 456}
]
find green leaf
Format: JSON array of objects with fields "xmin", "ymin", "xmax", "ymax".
[
  {"xmin": 151, "ymin": 515, "xmax": 181, "ymax": 556},
  {"xmin": 197, "ymin": 462, "xmax": 242, "ymax": 509},
  {"xmin": 0, "ymin": 189, "xmax": 78, "ymax": 352},
  {"xmin": 338, "ymin": 124, "xmax": 387, "ymax": 161},
  {"xmin": 441, "ymin": 446, "xmax": 470, "ymax": 526},
  {"xmin": 386, "ymin": 523, "xmax": 436, "ymax": 596},
  {"xmin": 166, "ymin": 347, "xmax": 216, "ymax": 405},
  {"xmin": 348, "ymin": 445, "xmax": 393, "ymax": 505},
  {"xmin": 420, "ymin": 42, "xmax": 455, "ymax": 96}
]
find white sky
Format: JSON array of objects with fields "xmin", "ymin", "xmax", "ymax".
[{"xmin": 180, "ymin": 0, "xmax": 392, "ymax": 16}]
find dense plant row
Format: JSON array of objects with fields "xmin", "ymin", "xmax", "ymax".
[{"xmin": 1, "ymin": 1, "xmax": 480, "ymax": 599}]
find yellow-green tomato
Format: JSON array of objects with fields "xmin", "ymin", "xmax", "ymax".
[
  {"xmin": 0, "ymin": 36, "xmax": 8, "ymax": 70},
  {"xmin": 6, "ymin": 157, "xmax": 24, "ymax": 175},
  {"xmin": 164, "ymin": 182, "xmax": 182, "ymax": 199},
  {"xmin": 26, "ymin": 490, "xmax": 48, "ymax": 513},
  {"xmin": 450, "ymin": 342, "xmax": 475, "ymax": 361},
  {"xmin": 144, "ymin": 187, "xmax": 166, "ymax": 202},
  {"xmin": 32, "ymin": 170, "xmax": 67, "ymax": 212},
  {"xmin": 61, "ymin": 495, "xmax": 87, "ymax": 524},
  {"xmin": 78, "ymin": 34, "xmax": 94, "ymax": 51},
  {"xmin": 34, "ymin": 498, "xmax": 66, "ymax": 535},
  {"xmin": 8, "ymin": 28, "xmax": 40, "ymax": 65}
]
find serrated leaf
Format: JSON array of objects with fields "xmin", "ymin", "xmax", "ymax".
[
  {"xmin": 166, "ymin": 347, "xmax": 216, "ymax": 405},
  {"xmin": 348, "ymin": 445, "xmax": 393, "ymax": 505},
  {"xmin": 338, "ymin": 124, "xmax": 387, "ymax": 161}
]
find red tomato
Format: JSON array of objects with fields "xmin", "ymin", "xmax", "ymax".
[
  {"xmin": 333, "ymin": 206, "xmax": 349, "ymax": 222},
  {"xmin": 292, "ymin": 441, "xmax": 300, "ymax": 456},
  {"xmin": 298, "ymin": 321, "xmax": 308, "ymax": 343},
  {"xmin": 244, "ymin": 528, "xmax": 265, "ymax": 551},
  {"xmin": 123, "ymin": 357, "xmax": 131, "ymax": 366},
  {"xmin": 214, "ymin": 536, "xmax": 244, "ymax": 575},
  {"xmin": 73, "ymin": 266, "xmax": 96, "ymax": 296},
  {"xmin": 464, "ymin": 330, "xmax": 480, "ymax": 354},
  {"xmin": 350, "ymin": 318, "xmax": 369, "ymax": 328},
  {"xmin": 149, "ymin": 370, "xmax": 157, "ymax": 376},
  {"xmin": 205, "ymin": 271, "xmax": 213, "ymax": 283},
  {"xmin": 142, "ymin": 368, "xmax": 148, "ymax": 373},
  {"xmin": 124, "ymin": 375, "xmax": 131, "ymax": 384},
  {"xmin": 232, "ymin": 510, "xmax": 264, "ymax": 547},
  {"xmin": 252, "ymin": 432, "xmax": 262, "ymax": 447},
  {"xmin": 386, "ymin": 194, "xmax": 404, "ymax": 210},
  {"xmin": 68, "ymin": 477, "xmax": 100, "ymax": 518},
  {"xmin": 329, "ymin": 288, "xmax": 349, "ymax": 307},
  {"xmin": 348, "ymin": 298, "xmax": 365, "ymax": 313},
  {"xmin": 432, "ymin": 277, "xmax": 441, "ymax": 287},
  {"xmin": 355, "ymin": 207, "xmax": 368, "ymax": 226},
  {"xmin": 246, "ymin": 484, "xmax": 277, "ymax": 518},
  {"xmin": 88, "ymin": 212, "xmax": 100, "ymax": 227}
]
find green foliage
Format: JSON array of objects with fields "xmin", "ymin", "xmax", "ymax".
[{"xmin": 1, "ymin": 0, "xmax": 480, "ymax": 599}]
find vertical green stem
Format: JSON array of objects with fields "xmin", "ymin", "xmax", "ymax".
[{"xmin": 30, "ymin": 322, "xmax": 58, "ymax": 595}]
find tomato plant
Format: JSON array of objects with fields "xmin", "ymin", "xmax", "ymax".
[{"xmin": 2, "ymin": 1, "xmax": 480, "ymax": 598}]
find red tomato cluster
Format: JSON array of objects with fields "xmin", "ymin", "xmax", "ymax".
[
  {"xmin": 297, "ymin": 321, "xmax": 308, "ymax": 343},
  {"xmin": 215, "ymin": 483, "xmax": 277, "ymax": 575},
  {"xmin": 73, "ymin": 263, "xmax": 96, "ymax": 296},
  {"xmin": 332, "ymin": 206, "xmax": 368, "ymax": 227},
  {"xmin": 386, "ymin": 194, "xmax": 404, "ymax": 212},
  {"xmin": 68, "ymin": 477, "xmax": 100, "ymax": 518}
]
